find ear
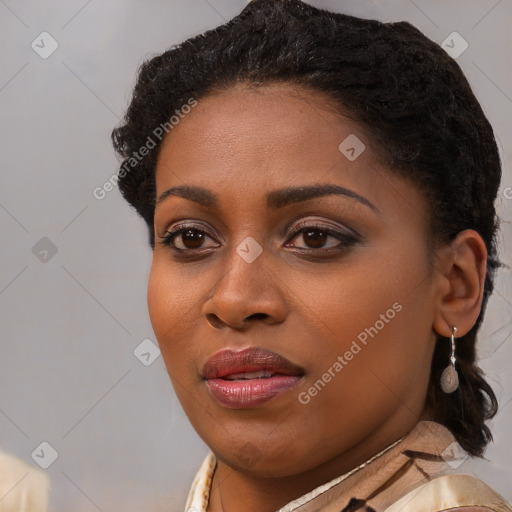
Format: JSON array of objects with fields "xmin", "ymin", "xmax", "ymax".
[{"xmin": 432, "ymin": 229, "xmax": 487, "ymax": 338}]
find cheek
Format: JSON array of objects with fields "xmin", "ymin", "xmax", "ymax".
[
  {"xmin": 146, "ymin": 259, "xmax": 200, "ymax": 373},
  {"xmin": 147, "ymin": 262, "xmax": 170, "ymax": 342},
  {"xmin": 302, "ymin": 239, "xmax": 432, "ymax": 387},
  {"xmin": 298, "ymin": 246, "xmax": 417, "ymax": 342}
]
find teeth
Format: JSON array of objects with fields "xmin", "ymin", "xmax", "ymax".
[{"xmin": 224, "ymin": 370, "xmax": 274, "ymax": 381}]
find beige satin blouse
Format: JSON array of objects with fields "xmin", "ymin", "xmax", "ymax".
[{"xmin": 184, "ymin": 421, "xmax": 511, "ymax": 512}]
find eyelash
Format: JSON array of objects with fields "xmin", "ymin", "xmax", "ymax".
[{"xmin": 157, "ymin": 221, "xmax": 359, "ymax": 257}]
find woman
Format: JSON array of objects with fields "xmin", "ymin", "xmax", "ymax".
[{"xmin": 111, "ymin": 0, "xmax": 511, "ymax": 510}]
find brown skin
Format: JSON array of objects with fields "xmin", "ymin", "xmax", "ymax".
[{"xmin": 147, "ymin": 83, "xmax": 487, "ymax": 512}]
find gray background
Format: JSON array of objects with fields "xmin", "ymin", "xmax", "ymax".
[{"xmin": 1, "ymin": 1, "xmax": 511, "ymax": 511}]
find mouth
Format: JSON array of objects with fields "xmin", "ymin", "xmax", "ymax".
[
  {"xmin": 201, "ymin": 347, "xmax": 305, "ymax": 408},
  {"xmin": 221, "ymin": 370, "xmax": 276, "ymax": 380}
]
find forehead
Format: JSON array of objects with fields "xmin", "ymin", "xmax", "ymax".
[
  {"xmin": 156, "ymin": 83, "xmax": 377, "ymax": 185},
  {"xmin": 154, "ymin": 82, "xmax": 427, "ymax": 228}
]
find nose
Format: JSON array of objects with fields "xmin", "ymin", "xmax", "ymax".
[{"xmin": 202, "ymin": 246, "xmax": 287, "ymax": 331}]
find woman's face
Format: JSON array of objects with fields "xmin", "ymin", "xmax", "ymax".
[{"xmin": 148, "ymin": 83, "xmax": 440, "ymax": 478}]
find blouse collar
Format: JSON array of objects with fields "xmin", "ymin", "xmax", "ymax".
[{"xmin": 184, "ymin": 420, "xmax": 458, "ymax": 512}]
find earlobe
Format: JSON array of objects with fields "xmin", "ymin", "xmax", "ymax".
[{"xmin": 432, "ymin": 229, "xmax": 487, "ymax": 338}]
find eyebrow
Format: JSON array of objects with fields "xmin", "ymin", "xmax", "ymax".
[{"xmin": 156, "ymin": 183, "xmax": 379, "ymax": 213}]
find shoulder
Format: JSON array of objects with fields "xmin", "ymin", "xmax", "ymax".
[
  {"xmin": 0, "ymin": 451, "xmax": 50, "ymax": 511},
  {"xmin": 448, "ymin": 509, "xmax": 504, "ymax": 512},
  {"xmin": 384, "ymin": 474, "xmax": 512, "ymax": 512}
]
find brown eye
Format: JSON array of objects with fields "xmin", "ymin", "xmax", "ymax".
[
  {"xmin": 159, "ymin": 225, "xmax": 220, "ymax": 252},
  {"xmin": 301, "ymin": 229, "xmax": 329, "ymax": 249},
  {"xmin": 285, "ymin": 222, "xmax": 359, "ymax": 254},
  {"xmin": 288, "ymin": 228, "xmax": 349, "ymax": 250},
  {"xmin": 178, "ymin": 229, "xmax": 207, "ymax": 249}
]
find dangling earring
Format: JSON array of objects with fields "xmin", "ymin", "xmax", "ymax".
[{"xmin": 440, "ymin": 326, "xmax": 459, "ymax": 393}]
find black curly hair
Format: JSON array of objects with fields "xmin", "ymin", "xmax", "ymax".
[{"xmin": 111, "ymin": 0, "xmax": 502, "ymax": 457}]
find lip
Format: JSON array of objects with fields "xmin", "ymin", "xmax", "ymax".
[{"xmin": 202, "ymin": 347, "xmax": 304, "ymax": 408}]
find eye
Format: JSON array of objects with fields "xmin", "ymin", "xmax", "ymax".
[
  {"xmin": 157, "ymin": 220, "xmax": 359, "ymax": 256},
  {"xmin": 158, "ymin": 224, "xmax": 220, "ymax": 252},
  {"xmin": 285, "ymin": 222, "xmax": 358, "ymax": 252}
]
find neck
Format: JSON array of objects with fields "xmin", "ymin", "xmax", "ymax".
[{"xmin": 207, "ymin": 417, "xmax": 418, "ymax": 512}]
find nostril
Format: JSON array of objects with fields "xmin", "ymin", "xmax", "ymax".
[
  {"xmin": 248, "ymin": 313, "xmax": 268, "ymax": 321},
  {"xmin": 205, "ymin": 312, "xmax": 269, "ymax": 329},
  {"xmin": 206, "ymin": 313, "xmax": 224, "ymax": 329}
]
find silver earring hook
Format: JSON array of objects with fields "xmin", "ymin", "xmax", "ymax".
[
  {"xmin": 440, "ymin": 326, "xmax": 460, "ymax": 394},
  {"xmin": 450, "ymin": 326, "xmax": 457, "ymax": 366}
]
